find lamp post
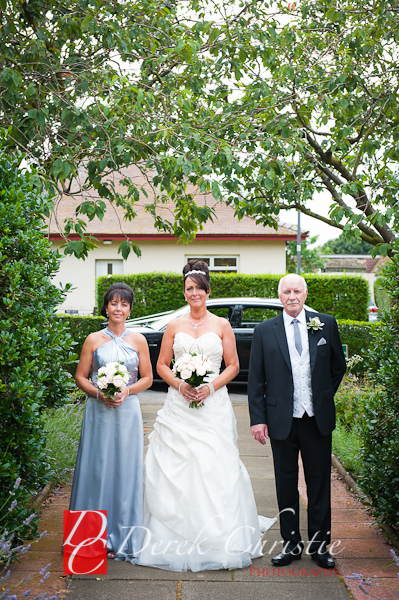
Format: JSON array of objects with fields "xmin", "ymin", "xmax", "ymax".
[{"xmin": 297, "ymin": 210, "xmax": 301, "ymax": 275}]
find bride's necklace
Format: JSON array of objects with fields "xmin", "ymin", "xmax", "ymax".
[{"xmin": 189, "ymin": 311, "xmax": 209, "ymax": 330}]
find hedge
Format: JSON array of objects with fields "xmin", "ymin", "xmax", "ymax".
[
  {"xmin": 358, "ymin": 251, "xmax": 399, "ymax": 528},
  {"xmin": 58, "ymin": 317, "xmax": 374, "ymax": 377},
  {"xmin": 96, "ymin": 273, "xmax": 369, "ymax": 321},
  {"xmin": 0, "ymin": 147, "xmax": 75, "ymax": 551},
  {"xmin": 58, "ymin": 315, "xmax": 105, "ymax": 375}
]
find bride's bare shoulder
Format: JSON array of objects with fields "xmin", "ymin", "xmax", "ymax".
[
  {"xmin": 164, "ymin": 317, "xmax": 187, "ymax": 336},
  {"xmin": 211, "ymin": 312, "xmax": 232, "ymax": 334}
]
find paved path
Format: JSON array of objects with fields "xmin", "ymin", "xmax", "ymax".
[{"xmin": 7, "ymin": 392, "xmax": 398, "ymax": 599}]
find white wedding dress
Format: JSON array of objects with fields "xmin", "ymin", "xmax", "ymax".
[{"xmin": 132, "ymin": 331, "xmax": 276, "ymax": 572}]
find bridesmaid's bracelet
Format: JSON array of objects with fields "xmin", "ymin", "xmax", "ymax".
[
  {"xmin": 96, "ymin": 389, "xmax": 100, "ymax": 401},
  {"xmin": 178, "ymin": 381, "xmax": 184, "ymax": 394},
  {"xmin": 207, "ymin": 382, "xmax": 215, "ymax": 396}
]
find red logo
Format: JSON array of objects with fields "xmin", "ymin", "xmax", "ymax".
[{"xmin": 63, "ymin": 510, "xmax": 107, "ymax": 575}]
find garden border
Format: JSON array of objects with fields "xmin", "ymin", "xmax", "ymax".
[
  {"xmin": 332, "ymin": 454, "xmax": 399, "ymax": 550},
  {"xmin": 31, "ymin": 481, "xmax": 57, "ymax": 511}
]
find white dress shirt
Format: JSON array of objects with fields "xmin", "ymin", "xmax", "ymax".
[{"xmin": 283, "ymin": 308, "xmax": 314, "ymax": 418}]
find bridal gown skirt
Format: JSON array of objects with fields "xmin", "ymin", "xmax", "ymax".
[{"xmin": 133, "ymin": 382, "xmax": 275, "ymax": 572}]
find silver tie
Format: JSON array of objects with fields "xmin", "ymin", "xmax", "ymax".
[{"xmin": 292, "ymin": 318, "xmax": 302, "ymax": 355}]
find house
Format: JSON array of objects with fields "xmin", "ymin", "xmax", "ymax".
[
  {"xmin": 321, "ymin": 254, "xmax": 383, "ymax": 299},
  {"xmin": 48, "ymin": 166, "xmax": 306, "ymax": 315}
]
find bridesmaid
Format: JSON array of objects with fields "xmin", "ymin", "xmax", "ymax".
[{"xmin": 69, "ymin": 282, "xmax": 152, "ymax": 559}]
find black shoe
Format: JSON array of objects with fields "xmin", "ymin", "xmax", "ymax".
[
  {"xmin": 271, "ymin": 542, "xmax": 303, "ymax": 566},
  {"xmin": 311, "ymin": 550, "xmax": 335, "ymax": 569}
]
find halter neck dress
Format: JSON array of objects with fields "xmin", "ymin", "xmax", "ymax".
[{"xmin": 69, "ymin": 327, "xmax": 143, "ymax": 559}]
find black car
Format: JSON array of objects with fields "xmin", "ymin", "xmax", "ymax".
[{"xmin": 125, "ymin": 298, "xmax": 317, "ymax": 383}]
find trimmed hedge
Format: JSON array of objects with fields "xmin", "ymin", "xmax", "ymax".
[
  {"xmin": 58, "ymin": 315, "xmax": 105, "ymax": 375},
  {"xmin": 58, "ymin": 316, "xmax": 374, "ymax": 377},
  {"xmin": 96, "ymin": 273, "xmax": 369, "ymax": 321}
]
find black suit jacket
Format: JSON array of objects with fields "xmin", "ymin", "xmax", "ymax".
[{"xmin": 248, "ymin": 311, "xmax": 346, "ymax": 440}]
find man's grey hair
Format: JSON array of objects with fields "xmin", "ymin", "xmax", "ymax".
[{"xmin": 278, "ymin": 274, "xmax": 308, "ymax": 295}]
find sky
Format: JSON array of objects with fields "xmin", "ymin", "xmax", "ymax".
[{"xmin": 279, "ymin": 192, "xmax": 341, "ymax": 247}]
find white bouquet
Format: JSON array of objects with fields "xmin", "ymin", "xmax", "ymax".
[
  {"xmin": 172, "ymin": 351, "xmax": 214, "ymax": 409},
  {"xmin": 97, "ymin": 361, "xmax": 130, "ymax": 399}
]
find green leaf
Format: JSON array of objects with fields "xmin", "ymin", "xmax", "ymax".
[
  {"xmin": 81, "ymin": 15, "xmax": 94, "ymax": 31},
  {"xmin": 118, "ymin": 240, "xmax": 141, "ymax": 259}
]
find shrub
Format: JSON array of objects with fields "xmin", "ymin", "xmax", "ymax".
[
  {"xmin": 358, "ymin": 249, "xmax": 399, "ymax": 529},
  {"xmin": 336, "ymin": 320, "xmax": 378, "ymax": 376},
  {"xmin": 334, "ymin": 377, "xmax": 373, "ymax": 431},
  {"xmin": 96, "ymin": 272, "xmax": 369, "ymax": 321},
  {"xmin": 0, "ymin": 146, "xmax": 75, "ymax": 544},
  {"xmin": 57, "ymin": 315, "xmax": 104, "ymax": 374}
]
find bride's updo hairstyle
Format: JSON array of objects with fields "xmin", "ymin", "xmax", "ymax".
[
  {"xmin": 101, "ymin": 282, "xmax": 134, "ymax": 317},
  {"xmin": 183, "ymin": 260, "xmax": 210, "ymax": 293}
]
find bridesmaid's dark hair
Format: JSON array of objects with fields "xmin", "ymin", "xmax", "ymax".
[
  {"xmin": 183, "ymin": 260, "xmax": 210, "ymax": 292},
  {"xmin": 101, "ymin": 282, "xmax": 134, "ymax": 317}
]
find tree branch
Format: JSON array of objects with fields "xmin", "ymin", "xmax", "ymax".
[{"xmin": 352, "ymin": 102, "xmax": 388, "ymax": 177}]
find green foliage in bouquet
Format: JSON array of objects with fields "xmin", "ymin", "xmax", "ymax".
[
  {"xmin": 358, "ymin": 249, "xmax": 399, "ymax": 528},
  {"xmin": 0, "ymin": 139, "xmax": 76, "ymax": 548}
]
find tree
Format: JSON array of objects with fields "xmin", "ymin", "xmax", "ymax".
[
  {"xmin": 171, "ymin": 0, "xmax": 399, "ymax": 256},
  {"xmin": 2, "ymin": 0, "xmax": 399, "ymax": 259},
  {"xmin": 0, "ymin": 138, "xmax": 75, "ymax": 543},
  {"xmin": 0, "ymin": 0, "xmax": 227, "ymax": 257},
  {"xmin": 321, "ymin": 233, "xmax": 374, "ymax": 255},
  {"xmin": 286, "ymin": 235, "xmax": 325, "ymax": 272}
]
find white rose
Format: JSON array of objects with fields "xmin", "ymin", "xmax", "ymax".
[
  {"xmin": 180, "ymin": 368, "xmax": 192, "ymax": 380},
  {"xmin": 106, "ymin": 372, "xmax": 114, "ymax": 383},
  {"xmin": 98, "ymin": 366, "xmax": 107, "ymax": 376},
  {"xmin": 113, "ymin": 375, "xmax": 125, "ymax": 389},
  {"xmin": 122, "ymin": 373, "xmax": 130, "ymax": 383},
  {"xmin": 196, "ymin": 365, "xmax": 206, "ymax": 376},
  {"xmin": 97, "ymin": 378, "xmax": 108, "ymax": 390},
  {"xmin": 181, "ymin": 353, "xmax": 193, "ymax": 364}
]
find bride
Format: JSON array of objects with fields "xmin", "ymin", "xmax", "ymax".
[{"xmin": 130, "ymin": 260, "xmax": 275, "ymax": 571}]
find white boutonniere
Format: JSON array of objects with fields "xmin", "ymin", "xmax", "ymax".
[{"xmin": 307, "ymin": 316, "xmax": 325, "ymax": 334}]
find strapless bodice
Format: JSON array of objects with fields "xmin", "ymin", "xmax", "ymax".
[
  {"xmin": 91, "ymin": 327, "xmax": 139, "ymax": 387},
  {"xmin": 173, "ymin": 331, "xmax": 223, "ymax": 378}
]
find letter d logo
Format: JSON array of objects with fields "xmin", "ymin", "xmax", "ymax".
[{"xmin": 63, "ymin": 510, "xmax": 107, "ymax": 575}]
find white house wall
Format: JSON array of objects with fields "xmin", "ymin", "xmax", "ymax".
[{"xmin": 51, "ymin": 238, "xmax": 287, "ymax": 315}]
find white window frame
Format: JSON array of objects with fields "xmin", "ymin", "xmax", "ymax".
[
  {"xmin": 95, "ymin": 259, "xmax": 124, "ymax": 278},
  {"xmin": 186, "ymin": 255, "xmax": 239, "ymax": 273}
]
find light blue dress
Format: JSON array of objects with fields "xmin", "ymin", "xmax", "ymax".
[{"xmin": 69, "ymin": 328, "xmax": 143, "ymax": 559}]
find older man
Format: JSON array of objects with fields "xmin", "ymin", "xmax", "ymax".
[{"xmin": 248, "ymin": 274, "xmax": 346, "ymax": 568}]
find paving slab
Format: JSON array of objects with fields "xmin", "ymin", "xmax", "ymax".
[
  {"xmin": 67, "ymin": 579, "xmax": 178, "ymax": 600},
  {"xmin": 180, "ymin": 580, "xmax": 350, "ymax": 600},
  {"xmin": 72, "ymin": 559, "xmax": 232, "ymax": 581}
]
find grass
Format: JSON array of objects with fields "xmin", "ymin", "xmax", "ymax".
[
  {"xmin": 332, "ymin": 373, "xmax": 378, "ymax": 480},
  {"xmin": 332, "ymin": 422, "xmax": 363, "ymax": 478},
  {"xmin": 44, "ymin": 394, "xmax": 85, "ymax": 483}
]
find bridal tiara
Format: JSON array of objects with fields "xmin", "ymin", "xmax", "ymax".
[{"xmin": 184, "ymin": 270, "xmax": 206, "ymax": 277}]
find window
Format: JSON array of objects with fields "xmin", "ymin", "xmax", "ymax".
[
  {"xmin": 187, "ymin": 256, "xmax": 238, "ymax": 273},
  {"xmin": 95, "ymin": 260, "xmax": 123, "ymax": 278}
]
